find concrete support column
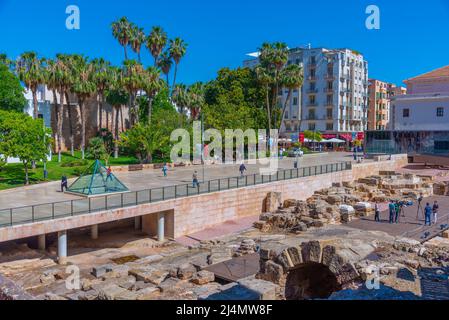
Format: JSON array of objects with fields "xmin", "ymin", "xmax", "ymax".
[
  {"xmin": 157, "ymin": 213, "xmax": 165, "ymax": 242},
  {"xmin": 91, "ymin": 224, "xmax": 98, "ymax": 240},
  {"xmin": 58, "ymin": 230, "xmax": 67, "ymax": 265},
  {"xmin": 38, "ymin": 234, "xmax": 46, "ymax": 251},
  {"xmin": 134, "ymin": 216, "xmax": 141, "ymax": 230}
]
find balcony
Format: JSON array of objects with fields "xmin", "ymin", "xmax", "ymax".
[
  {"xmin": 325, "ymin": 102, "xmax": 334, "ymax": 107},
  {"xmin": 325, "ymin": 74, "xmax": 336, "ymax": 81},
  {"xmin": 308, "ymin": 75, "xmax": 317, "ymax": 81},
  {"xmin": 323, "ymin": 88, "xmax": 334, "ymax": 93},
  {"xmin": 307, "ymin": 89, "xmax": 318, "ymax": 94},
  {"xmin": 307, "ymin": 102, "xmax": 318, "ymax": 107}
]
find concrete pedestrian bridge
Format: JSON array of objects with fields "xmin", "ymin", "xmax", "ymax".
[{"xmin": 0, "ymin": 154, "xmax": 408, "ymax": 264}]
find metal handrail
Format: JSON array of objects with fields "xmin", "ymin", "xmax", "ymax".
[{"xmin": 0, "ymin": 161, "xmax": 352, "ymax": 228}]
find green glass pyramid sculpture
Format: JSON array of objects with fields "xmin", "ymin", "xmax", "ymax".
[{"xmin": 67, "ymin": 160, "xmax": 129, "ymax": 196}]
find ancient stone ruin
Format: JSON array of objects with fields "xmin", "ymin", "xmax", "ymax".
[{"xmin": 254, "ymin": 171, "xmax": 435, "ymax": 234}]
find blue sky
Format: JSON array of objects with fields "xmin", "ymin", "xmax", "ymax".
[{"xmin": 0, "ymin": 0, "xmax": 448, "ymax": 86}]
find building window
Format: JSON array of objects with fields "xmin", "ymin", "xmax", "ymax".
[
  {"xmin": 326, "ymin": 123, "xmax": 333, "ymax": 131},
  {"xmin": 308, "ymin": 123, "xmax": 316, "ymax": 131},
  {"xmin": 293, "ymin": 97, "xmax": 298, "ymax": 106},
  {"xmin": 284, "ymin": 111, "xmax": 289, "ymax": 119},
  {"xmin": 327, "ymin": 95, "xmax": 333, "ymax": 105},
  {"xmin": 403, "ymin": 108, "xmax": 410, "ymax": 118},
  {"xmin": 309, "ymin": 95, "xmax": 316, "ymax": 104},
  {"xmin": 327, "ymin": 108, "xmax": 333, "ymax": 119},
  {"xmin": 437, "ymin": 107, "xmax": 444, "ymax": 117}
]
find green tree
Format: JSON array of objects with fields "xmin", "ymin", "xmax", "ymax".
[
  {"xmin": 91, "ymin": 58, "xmax": 112, "ymax": 132},
  {"xmin": 169, "ymin": 37, "xmax": 187, "ymax": 93},
  {"xmin": 87, "ymin": 136, "xmax": 108, "ymax": 162},
  {"xmin": 71, "ymin": 55, "xmax": 96, "ymax": 159},
  {"xmin": 121, "ymin": 60, "xmax": 145, "ymax": 126},
  {"xmin": 130, "ymin": 26, "xmax": 146, "ymax": 63},
  {"xmin": 111, "ymin": 17, "xmax": 133, "ymax": 60},
  {"xmin": 0, "ymin": 64, "xmax": 27, "ymax": 112},
  {"xmin": 203, "ymin": 67, "xmax": 267, "ymax": 132},
  {"xmin": 279, "ymin": 64, "xmax": 303, "ymax": 130},
  {"xmin": 141, "ymin": 66, "xmax": 164, "ymax": 125},
  {"xmin": 15, "ymin": 52, "xmax": 45, "ymax": 119},
  {"xmin": 119, "ymin": 100, "xmax": 180, "ymax": 163},
  {"xmin": 0, "ymin": 110, "xmax": 51, "ymax": 185},
  {"xmin": 147, "ymin": 26, "xmax": 168, "ymax": 66},
  {"xmin": 158, "ymin": 51, "xmax": 173, "ymax": 87},
  {"xmin": 105, "ymin": 78, "xmax": 129, "ymax": 158},
  {"xmin": 303, "ymin": 130, "xmax": 322, "ymax": 142}
]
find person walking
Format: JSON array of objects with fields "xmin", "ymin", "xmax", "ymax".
[
  {"xmin": 192, "ymin": 171, "xmax": 199, "ymax": 188},
  {"xmin": 433, "ymin": 200, "xmax": 439, "ymax": 225},
  {"xmin": 162, "ymin": 163, "xmax": 168, "ymax": 177},
  {"xmin": 353, "ymin": 147, "xmax": 357, "ymax": 161},
  {"xmin": 374, "ymin": 202, "xmax": 381, "ymax": 222},
  {"xmin": 239, "ymin": 163, "xmax": 247, "ymax": 177},
  {"xmin": 424, "ymin": 203, "xmax": 432, "ymax": 226},
  {"xmin": 61, "ymin": 175, "xmax": 68, "ymax": 192},
  {"xmin": 388, "ymin": 201, "xmax": 396, "ymax": 224}
]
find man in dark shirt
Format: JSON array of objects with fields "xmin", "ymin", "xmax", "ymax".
[
  {"xmin": 424, "ymin": 203, "xmax": 432, "ymax": 226},
  {"xmin": 61, "ymin": 175, "xmax": 68, "ymax": 192}
]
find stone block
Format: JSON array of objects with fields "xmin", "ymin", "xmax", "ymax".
[
  {"xmin": 301, "ymin": 241, "xmax": 322, "ymax": 263},
  {"xmin": 191, "ymin": 270, "xmax": 215, "ymax": 285},
  {"xmin": 177, "ymin": 263, "xmax": 197, "ymax": 280},
  {"xmin": 238, "ymin": 277, "xmax": 278, "ymax": 300},
  {"xmin": 92, "ymin": 264, "xmax": 114, "ymax": 278},
  {"xmin": 136, "ymin": 286, "xmax": 160, "ymax": 300}
]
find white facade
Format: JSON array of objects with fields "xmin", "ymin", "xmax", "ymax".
[
  {"xmin": 244, "ymin": 47, "xmax": 369, "ymax": 137},
  {"xmin": 391, "ymin": 94, "xmax": 449, "ymax": 131},
  {"xmin": 23, "ymin": 84, "xmax": 55, "ymax": 127}
]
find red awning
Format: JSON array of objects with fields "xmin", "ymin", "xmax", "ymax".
[
  {"xmin": 322, "ymin": 134, "xmax": 337, "ymax": 139},
  {"xmin": 339, "ymin": 134, "xmax": 353, "ymax": 142},
  {"xmin": 357, "ymin": 132, "xmax": 365, "ymax": 140}
]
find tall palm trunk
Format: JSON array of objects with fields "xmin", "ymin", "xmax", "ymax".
[
  {"xmin": 147, "ymin": 97, "xmax": 153, "ymax": 125},
  {"xmin": 265, "ymin": 84, "xmax": 271, "ymax": 133},
  {"xmin": 279, "ymin": 89, "xmax": 292, "ymax": 132},
  {"xmin": 57, "ymin": 88, "xmax": 65, "ymax": 163},
  {"xmin": 98, "ymin": 93, "xmax": 103, "ymax": 133},
  {"xmin": 124, "ymin": 46, "xmax": 128, "ymax": 60},
  {"xmin": 32, "ymin": 89, "xmax": 38, "ymax": 119},
  {"xmin": 114, "ymin": 106, "xmax": 120, "ymax": 158},
  {"xmin": 65, "ymin": 92, "xmax": 74, "ymax": 156},
  {"xmin": 79, "ymin": 98, "xmax": 86, "ymax": 160},
  {"xmin": 120, "ymin": 106, "xmax": 124, "ymax": 131},
  {"xmin": 172, "ymin": 63, "xmax": 179, "ymax": 95}
]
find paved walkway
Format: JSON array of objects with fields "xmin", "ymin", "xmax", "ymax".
[
  {"xmin": 347, "ymin": 195, "xmax": 449, "ymax": 242},
  {"xmin": 0, "ymin": 152, "xmax": 355, "ymax": 210}
]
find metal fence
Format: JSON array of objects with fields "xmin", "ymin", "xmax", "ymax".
[{"xmin": 0, "ymin": 161, "xmax": 352, "ymax": 228}]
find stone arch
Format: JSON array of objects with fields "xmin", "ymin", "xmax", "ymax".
[
  {"xmin": 285, "ymin": 262, "xmax": 341, "ymax": 300},
  {"xmin": 257, "ymin": 241, "xmax": 361, "ymax": 299}
]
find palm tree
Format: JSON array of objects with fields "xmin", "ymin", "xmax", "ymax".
[
  {"xmin": 146, "ymin": 26, "xmax": 167, "ymax": 66},
  {"xmin": 16, "ymin": 52, "xmax": 45, "ymax": 119},
  {"xmin": 142, "ymin": 66, "xmax": 163, "ymax": 124},
  {"xmin": 71, "ymin": 55, "xmax": 96, "ymax": 159},
  {"xmin": 106, "ymin": 68, "xmax": 128, "ymax": 158},
  {"xmin": 43, "ymin": 59, "xmax": 60, "ymax": 150},
  {"xmin": 57, "ymin": 54, "xmax": 77, "ymax": 157},
  {"xmin": 255, "ymin": 65, "xmax": 273, "ymax": 132},
  {"xmin": 172, "ymin": 83, "xmax": 188, "ymax": 115},
  {"xmin": 158, "ymin": 51, "xmax": 173, "ymax": 87},
  {"xmin": 279, "ymin": 64, "xmax": 303, "ymax": 131},
  {"xmin": 121, "ymin": 60, "xmax": 145, "ymax": 126},
  {"xmin": 54, "ymin": 54, "xmax": 72, "ymax": 161},
  {"xmin": 130, "ymin": 26, "xmax": 146, "ymax": 63},
  {"xmin": 169, "ymin": 37, "xmax": 187, "ymax": 94},
  {"xmin": 186, "ymin": 82, "xmax": 204, "ymax": 121},
  {"xmin": 92, "ymin": 58, "xmax": 112, "ymax": 132},
  {"xmin": 112, "ymin": 17, "xmax": 132, "ymax": 60}
]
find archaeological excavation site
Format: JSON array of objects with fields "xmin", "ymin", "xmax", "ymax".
[{"xmin": 1, "ymin": 156, "xmax": 449, "ymax": 301}]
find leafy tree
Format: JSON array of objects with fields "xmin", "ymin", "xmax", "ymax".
[
  {"xmin": 169, "ymin": 37, "xmax": 187, "ymax": 93},
  {"xmin": 15, "ymin": 51, "xmax": 45, "ymax": 119},
  {"xmin": 203, "ymin": 67, "xmax": 267, "ymax": 132},
  {"xmin": 119, "ymin": 100, "xmax": 180, "ymax": 163},
  {"xmin": 303, "ymin": 130, "xmax": 322, "ymax": 142},
  {"xmin": 130, "ymin": 26, "xmax": 146, "ymax": 63},
  {"xmin": 111, "ymin": 17, "xmax": 133, "ymax": 60},
  {"xmin": 87, "ymin": 137, "xmax": 108, "ymax": 162},
  {"xmin": 0, "ymin": 64, "xmax": 27, "ymax": 112},
  {"xmin": 105, "ymin": 84, "xmax": 129, "ymax": 158},
  {"xmin": 0, "ymin": 110, "xmax": 51, "ymax": 185},
  {"xmin": 147, "ymin": 26, "xmax": 168, "ymax": 66}
]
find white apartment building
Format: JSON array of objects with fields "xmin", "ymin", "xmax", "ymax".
[
  {"xmin": 23, "ymin": 84, "xmax": 55, "ymax": 127},
  {"xmin": 244, "ymin": 47, "xmax": 369, "ymax": 141}
]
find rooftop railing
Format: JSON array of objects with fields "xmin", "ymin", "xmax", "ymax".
[{"xmin": 0, "ymin": 162, "xmax": 352, "ymax": 228}]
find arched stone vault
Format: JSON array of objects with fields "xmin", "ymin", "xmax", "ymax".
[{"xmin": 256, "ymin": 240, "xmax": 370, "ymax": 299}]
